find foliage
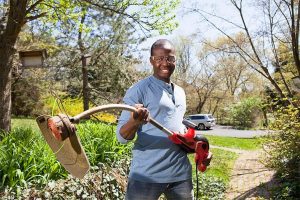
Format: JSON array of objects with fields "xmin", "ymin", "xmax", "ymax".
[
  {"xmin": 44, "ymin": 97, "xmax": 117, "ymax": 123},
  {"xmin": 193, "ymin": 174, "xmax": 226, "ymax": 200},
  {"xmin": 77, "ymin": 121, "xmax": 132, "ymax": 165},
  {"xmin": 0, "ymin": 128, "xmax": 67, "ymax": 189},
  {"xmin": 0, "ymin": 0, "xmax": 181, "ymax": 132},
  {"xmin": 11, "ymin": 77, "xmax": 44, "ymax": 117},
  {"xmin": 0, "ymin": 159, "xmax": 131, "ymax": 200},
  {"xmin": 264, "ymin": 105, "xmax": 300, "ymax": 198},
  {"xmin": 2, "ymin": 118, "xmax": 261, "ymax": 199},
  {"xmin": 0, "ymin": 121, "xmax": 132, "ymax": 191},
  {"xmin": 205, "ymin": 135, "xmax": 266, "ymax": 150},
  {"xmin": 32, "ymin": 0, "xmax": 180, "ymax": 37},
  {"xmin": 228, "ymin": 97, "xmax": 263, "ymax": 129}
]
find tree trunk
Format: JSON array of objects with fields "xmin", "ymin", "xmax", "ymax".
[
  {"xmin": 196, "ymin": 100, "xmax": 205, "ymax": 113},
  {"xmin": 78, "ymin": 12, "xmax": 89, "ymax": 112},
  {"xmin": 0, "ymin": 47, "xmax": 13, "ymax": 132},
  {"xmin": 82, "ymin": 55, "xmax": 89, "ymax": 111},
  {"xmin": 0, "ymin": 1, "xmax": 28, "ymax": 132}
]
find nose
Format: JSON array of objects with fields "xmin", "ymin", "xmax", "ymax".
[{"xmin": 161, "ymin": 57, "xmax": 168, "ymax": 65}]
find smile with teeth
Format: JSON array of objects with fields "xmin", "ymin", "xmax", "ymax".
[{"xmin": 160, "ymin": 68, "xmax": 170, "ymax": 73}]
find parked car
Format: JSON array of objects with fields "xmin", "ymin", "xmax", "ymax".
[{"xmin": 184, "ymin": 114, "xmax": 216, "ymax": 130}]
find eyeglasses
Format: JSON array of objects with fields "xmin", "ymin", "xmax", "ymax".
[{"xmin": 151, "ymin": 56, "xmax": 176, "ymax": 63}]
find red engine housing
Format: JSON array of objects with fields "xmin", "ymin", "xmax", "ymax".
[{"xmin": 168, "ymin": 128, "xmax": 209, "ymax": 172}]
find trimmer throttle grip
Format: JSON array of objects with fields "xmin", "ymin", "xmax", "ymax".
[{"xmin": 193, "ymin": 134, "xmax": 209, "ymax": 172}]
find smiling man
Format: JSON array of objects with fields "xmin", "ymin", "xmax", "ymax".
[{"xmin": 116, "ymin": 39, "xmax": 195, "ymax": 200}]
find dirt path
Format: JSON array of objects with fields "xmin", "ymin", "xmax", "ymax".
[{"xmin": 212, "ymin": 146, "xmax": 278, "ymax": 200}]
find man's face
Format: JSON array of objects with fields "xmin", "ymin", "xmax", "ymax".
[{"xmin": 150, "ymin": 45, "xmax": 176, "ymax": 83}]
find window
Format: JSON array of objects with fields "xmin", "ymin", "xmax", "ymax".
[{"xmin": 190, "ymin": 115, "xmax": 205, "ymax": 120}]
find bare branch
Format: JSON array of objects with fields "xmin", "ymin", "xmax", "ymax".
[
  {"xmin": 192, "ymin": 8, "xmax": 245, "ymax": 30},
  {"xmin": 24, "ymin": 12, "xmax": 47, "ymax": 23},
  {"xmin": 192, "ymin": 9, "xmax": 261, "ymax": 66},
  {"xmin": 274, "ymin": 0, "xmax": 292, "ymax": 31}
]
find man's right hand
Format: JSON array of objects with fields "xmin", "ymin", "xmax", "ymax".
[
  {"xmin": 132, "ymin": 104, "xmax": 150, "ymax": 125},
  {"xmin": 119, "ymin": 104, "xmax": 149, "ymax": 140}
]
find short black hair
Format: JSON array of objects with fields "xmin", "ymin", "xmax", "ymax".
[{"xmin": 150, "ymin": 39, "xmax": 174, "ymax": 56}]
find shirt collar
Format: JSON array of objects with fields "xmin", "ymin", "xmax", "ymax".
[{"xmin": 150, "ymin": 75, "xmax": 174, "ymax": 92}]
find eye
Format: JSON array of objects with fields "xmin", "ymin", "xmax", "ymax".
[
  {"xmin": 167, "ymin": 56, "xmax": 176, "ymax": 63},
  {"xmin": 156, "ymin": 56, "xmax": 164, "ymax": 62}
]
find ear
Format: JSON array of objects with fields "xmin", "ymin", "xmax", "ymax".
[{"xmin": 150, "ymin": 57, "xmax": 154, "ymax": 65}]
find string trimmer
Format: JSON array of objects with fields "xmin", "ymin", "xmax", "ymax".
[{"xmin": 36, "ymin": 104, "xmax": 209, "ymax": 179}]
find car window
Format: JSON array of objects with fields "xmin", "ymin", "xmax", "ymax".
[
  {"xmin": 208, "ymin": 115, "xmax": 214, "ymax": 119},
  {"xmin": 190, "ymin": 115, "xmax": 205, "ymax": 120}
]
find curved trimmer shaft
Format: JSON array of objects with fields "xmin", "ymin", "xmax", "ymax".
[
  {"xmin": 71, "ymin": 104, "xmax": 174, "ymax": 136},
  {"xmin": 37, "ymin": 104, "xmax": 209, "ymax": 179}
]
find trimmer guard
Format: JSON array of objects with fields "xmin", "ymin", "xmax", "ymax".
[{"xmin": 36, "ymin": 115, "xmax": 90, "ymax": 179}]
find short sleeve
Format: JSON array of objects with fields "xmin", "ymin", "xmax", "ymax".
[{"xmin": 116, "ymin": 85, "xmax": 143, "ymax": 144}]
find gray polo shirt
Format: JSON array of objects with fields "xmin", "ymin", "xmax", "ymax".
[{"xmin": 116, "ymin": 75, "xmax": 192, "ymax": 183}]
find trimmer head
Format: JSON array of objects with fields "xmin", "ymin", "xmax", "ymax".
[{"xmin": 36, "ymin": 114, "xmax": 90, "ymax": 179}]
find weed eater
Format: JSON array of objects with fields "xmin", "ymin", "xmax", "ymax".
[{"xmin": 36, "ymin": 104, "xmax": 209, "ymax": 179}]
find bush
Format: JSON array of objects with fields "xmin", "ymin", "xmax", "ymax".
[
  {"xmin": 0, "ymin": 128, "xmax": 67, "ymax": 189},
  {"xmin": 11, "ymin": 78, "xmax": 44, "ymax": 116},
  {"xmin": 0, "ymin": 121, "xmax": 132, "ymax": 191},
  {"xmin": 0, "ymin": 158, "xmax": 131, "ymax": 200},
  {"xmin": 228, "ymin": 97, "xmax": 263, "ymax": 129},
  {"xmin": 77, "ymin": 121, "xmax": 132, "ymax": 165},
  {"xmin": 265, "ymin": 105, "xmax": 300, "ymax": 198},
  {"xmin": 44, "ymin": 97, "xmax": 117, "ymax": 123}
]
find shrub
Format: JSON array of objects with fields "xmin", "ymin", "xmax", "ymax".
[
  {"xmin": 0, "ymin": 159, "xmax": 131, "ymax": 200},
  {"xmin": 76, "ymin": 121, "xmax": 133, "ymax": 165},
  {"xmin": 264, "ymin": 105, "xmax": 300, "ymax": 198},
  {"xmin": 0, "ymin": 128, "xmax": 67, "ymax": 189},
  {"xmin": 228, "ymin": 97, "xmax": 263, "ymax": 129},
  {"xmin": 44, "ymin": 97, "xmax": 117, "ymax": 123},
  {"xmin": 0, "ymin": 121, "xmax": 131, "ymax": 190},
  {"xmin": 11, "ymin": 78, "xmax": 44, "ymax": 116}
]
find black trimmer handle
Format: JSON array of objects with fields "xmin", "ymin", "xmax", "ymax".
[
  {"xmin": 182, "ymin": 119, "xmax": 197, "ymax": 130},
  {"xmin": 194, "ymin": 134, "xmax": 209, "ymax": 149}
]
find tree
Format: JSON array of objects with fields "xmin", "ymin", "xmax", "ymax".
[
  {"xmin": 192, "ymin": 0, "xmax": 300, "ymax": 107},
  {"xmin": 186, "ymin": 54, "xmax": 222, "ymax": 114},
  {"xmin": 173, "ymin": 36, "xmax": 194, "ymax": 82},
  {"xmin": 173, "ymin": 34, "xmax": 258, "ymax": 116},
  {"xmin": 202, "ymin": 34, "xmax": 256, "ymax": 97},
  {"xmin": 0, "ymin": 0, "xmax": 180, "ymax": 132}
]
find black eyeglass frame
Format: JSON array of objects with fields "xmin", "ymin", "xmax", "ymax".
[{"xmin": 150, "ymin": 56, "xmax": 176, "ymax": 63}]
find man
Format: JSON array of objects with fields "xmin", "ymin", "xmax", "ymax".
[{"xmin": 116, "ymin": 39, "xmax": 211, "ymax": 200}]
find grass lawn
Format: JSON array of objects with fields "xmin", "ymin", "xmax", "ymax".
[
  {"xmin": 11, "ymin": 118, "xmax": 40, "ymax": 132},
  {"xmin": 205, "ymin": 135, "xmax": 266, "ymax": 150},
  {"xmin": 189, "ymin": 148, "xmax": 238, "ymax": 184}
]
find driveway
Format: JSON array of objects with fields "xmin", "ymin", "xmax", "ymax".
[{"xmin": 196, "ymin": 125, "xmax": 273, "ymax": 138}]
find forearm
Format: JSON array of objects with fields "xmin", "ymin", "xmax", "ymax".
[{"xmin": 119, "ymin": 118, "xmax": 141, "ymax": 140}]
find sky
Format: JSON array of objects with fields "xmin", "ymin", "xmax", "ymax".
[{"xmin": 136, "ymin": 0, "xmax": 259, "ymax": 70}]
